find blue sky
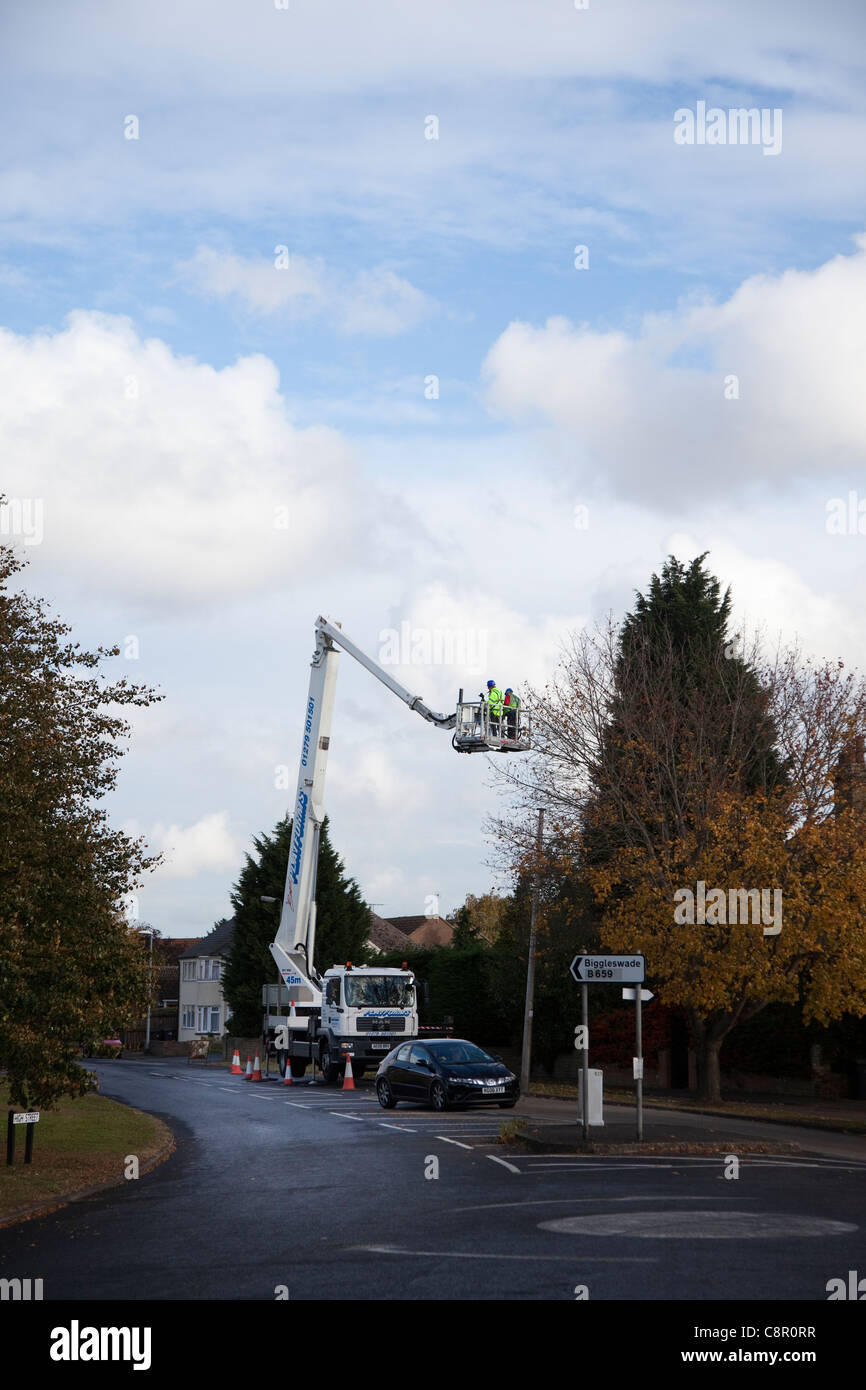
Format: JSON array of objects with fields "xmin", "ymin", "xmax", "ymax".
[{"xmin": 3, "ymin": 0, "xmax": 866, "ymax": 937}]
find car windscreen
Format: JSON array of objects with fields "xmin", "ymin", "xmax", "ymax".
[
  {"xmin": 426, "ymin": 1042, "xmax": 493, "ymax": 1064},
  {"xmin": 344, "ymin": 975, "xmax": 414, "ymax": 1007}
]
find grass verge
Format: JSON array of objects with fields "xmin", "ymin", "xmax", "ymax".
[{"xmin": 0, "ymin": 1081, "xmax": 173, "ymax": 1226}]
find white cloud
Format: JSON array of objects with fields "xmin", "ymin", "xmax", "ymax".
[
  {"xmin": 178, "ymin": 247, "xmax": 435, "ymax": 336},
  {"xmin": 482, "ymin": 235, "xmax": 866, "ymax": 503},
  {"xmin": 178, "ymin": 246, "xmax": 326, "ymax": 315},
  {"xmin": 10, "ymin": 2, "xmax": 863, "ymax": 98},
  {"xmin": 330, "ymin": 743, "xmax": 430, "ymax": 815},
  {"xmin": 128, "ymin": 811, "xmax": 242, "ymax": 880},
  {"xmin": 0, "ymin": 311, "xmax": 388, "ymax": 608}
]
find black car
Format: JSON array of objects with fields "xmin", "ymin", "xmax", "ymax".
[{"xmin": 375, "ymin": 1037, "xmax": 519, "ymax": 1112}]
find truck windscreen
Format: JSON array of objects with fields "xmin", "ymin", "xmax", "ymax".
[{"xmin": 344, "ymin": 976, "xmax": 414, "ymax": 1007}]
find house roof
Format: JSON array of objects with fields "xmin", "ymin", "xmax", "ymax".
[
  {"xmin": 385, "ymin": 915, "xmax": 428, "ymax": 936},
  {"xmin": 179, "ymin": 918, "xmax": 235, "ymax": 959},
  {"xmin": 405, "ymin": 915, "xmax": 456, "ymax": 947},
  {"xmin": 367, "ymin": 913, "xmax": 415, "ymax": 953}
]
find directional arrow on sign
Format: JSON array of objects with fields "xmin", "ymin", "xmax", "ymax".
[{"xmin": 622, "ymin": 988, "xmax": 654, "ymax": 1002}]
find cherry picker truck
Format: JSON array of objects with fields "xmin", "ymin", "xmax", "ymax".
[{"xmin": 263, "ymin": 616, "xmax": 530, "ymax": 1084}]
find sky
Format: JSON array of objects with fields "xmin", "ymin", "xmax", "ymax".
[{"xmin": 2, "ymin": 0, "xmax": 866, "ymax": 939}]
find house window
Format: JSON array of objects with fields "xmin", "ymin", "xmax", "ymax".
[
  {"xmin": 197, "ymin": 1005, "xmax": 220, "ymax": 1034},
  {"xmin": 182, "ymin": 1006, "xmax": 195, "ymax": 1030},
  {"xmin": 181, "ymin": 960, "xmax": 196, "ymax": 980}
]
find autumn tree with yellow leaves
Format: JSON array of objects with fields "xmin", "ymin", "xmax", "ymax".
[{"xmin": 501, "ymin": 556, "xmax": 866, "ymax": 1101}]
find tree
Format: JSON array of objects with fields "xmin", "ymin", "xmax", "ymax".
[
  {"xmin": 450, "ymin": 890, "xmax": 510, "ymax": 945},
  {"xmin": 499, "ymin": 554, "xmax": 866, "ymax": 1100},
  {"xmin": 0, "ymin": 532, "xmax": 161, "ymax": 1108},
  {"xmin": 221, "ymin": 815, "xmax": 370, "ymax": 1036}
]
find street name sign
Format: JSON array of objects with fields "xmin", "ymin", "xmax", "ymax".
[
  {"xmin": 12, "ymin": 1112, "xmax": 40, "ymax": 1125},
  {"xmin": 570, "ymin": 954, "xmax": 645, "ymax": 984},
  {"xmin": 622, "ymin": 987, "xmax": 654, "ymax": 1002}
]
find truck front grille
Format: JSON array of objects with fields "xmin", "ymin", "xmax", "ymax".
[{"xmin": 360, "ymin": 1018, "xmax": 406, "ymax": 1032}]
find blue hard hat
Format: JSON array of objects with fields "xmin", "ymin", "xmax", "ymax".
[
  {"xmin": 487, "ymin": 680, "xmax": 495, "ymax": 687},
  {"xmin": 505, "ymin": 688, "xmax": 512, "ymax": 693}
]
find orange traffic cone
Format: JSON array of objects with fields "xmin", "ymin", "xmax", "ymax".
[
  {"xmin": 250, "ymin": 1052, "xmax": 263, "ymax": 1082},
  {"xmin": 231, "ymin": 1049, "xmax": 242, "ymax": 1075},
  {"xmin": 242, "ymin": 1055, "xmax": 253, "ymax": 1080},
  {"xmin": 282, "ymin": 1060, "xmax": 293, "ymax": 1086},
  {"xmin": 342, "ymin": 1053, "xmax": 355, "ymax": 1090}
]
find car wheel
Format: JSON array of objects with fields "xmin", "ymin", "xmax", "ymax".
[
  {"xmin": 430, "ymin": 1080, "xmax": 448, "ymax": 1112},
  {"xmin": 377, "ymin": 1077, "xmax": 397, "ymax": 1109},
  {"xmin": 319, "ymin": 1046, "xmax": 340, "ymax": 1085}
]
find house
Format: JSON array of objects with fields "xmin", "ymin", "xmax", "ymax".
[
  {"xmin": 386, "ymin": 914, "xmax": 456, "ymax": 948},
  {"xmin": 366, "ymin": 912, "xmax": 413, "ymax": 954},
  {"xmin": 178, "ymin": 919, "xmax": 235, "ymax": 1041}
]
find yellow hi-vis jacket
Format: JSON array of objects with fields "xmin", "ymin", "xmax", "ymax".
[{"xmin": 486, "ymin": 685, "xmax": 503, "ymax": 716}]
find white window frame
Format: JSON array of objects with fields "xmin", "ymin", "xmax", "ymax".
[
  {"xmin": 182, "ymin": 1006, "xmax": 195, "ymax": 1030},
  {"xmin": 197, "ymin": 1005, "xmax": 220, "ymax": 1034}
]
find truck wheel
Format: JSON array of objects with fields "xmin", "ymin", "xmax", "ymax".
[
  {"xmin": 290, "ymin": 1058, "xmax": 307, "ymax": 1079},
  {"xmin": 319, "ymin": 1045, "xmax": 340, "ymax": 1085}
]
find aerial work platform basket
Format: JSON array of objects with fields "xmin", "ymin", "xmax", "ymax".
[{"xmin": 452, "ymin": 699, "xmax": 531, "ymax": 754}]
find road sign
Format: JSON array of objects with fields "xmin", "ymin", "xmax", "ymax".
[
  {"xmin": 12, "ymin": 1112, "xmax": 39, "ymax": 1125},
  {"xmin": 633, "ymin": 1058, "xmax": 643, "ymax": 1080},
  {"xmin": 570, "ymin": 954, "xmax": 645, "ymax": 984},
  {"xmin": 622, "ymin": 988, "xmax": 654, "ymax": 1002}
]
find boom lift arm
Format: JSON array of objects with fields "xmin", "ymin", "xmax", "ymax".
[{"xmin": 269, "ymin": 617, "xmax": 455, "ymax": 1002}]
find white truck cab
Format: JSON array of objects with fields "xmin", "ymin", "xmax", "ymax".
[{"xmin": 318, "ymin": 964, "xmax": 417, "ymax": 1081}]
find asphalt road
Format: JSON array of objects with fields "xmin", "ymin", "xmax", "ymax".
[{"xmin": 1, "ymin": 1058, "xmax": 865, "ymax": 1301}]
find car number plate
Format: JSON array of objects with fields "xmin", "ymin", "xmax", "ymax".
[
  {"xmin": 371, "ymin": 1043, "xmax": 391, "ymax": 1050},
  {"xmin": 483, "ymin": 1086, "xmax": 505, "ymax": 1094}
]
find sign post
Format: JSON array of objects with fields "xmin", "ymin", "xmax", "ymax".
[
  {"xmin": 569, "ymin": 955, "xmax": 649, "ymax": 1142},
  {"xmin": 635, "ymin": 988, "xmax": 643, "ymax": 1141},
  {"xmin": 581, "ymin": 984, "xmax": 589, "ymax": 1140},
  {"xmin": 7, "ymin": 1111, "xmax": 40, "ymax": 1165},
  {"xmin": 622, "ymin": 988, "xmax": 653, "ymax": 1142}
]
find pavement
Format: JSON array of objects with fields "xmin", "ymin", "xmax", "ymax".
[
  {"xmin": 510, "ymin": 1093, "xmax": 866, "ymax": 1158},
  {"xmin": 1, "ymin": 1055, "xmax": 864, "ymax": 1304}
]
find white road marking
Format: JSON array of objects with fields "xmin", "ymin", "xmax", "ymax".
[
  {"xmin": 449, "ymin": 1197, "xmax": 738, "ymax": 1213},
  {"xmin": 436, "ymin": 1136, "xmax": 473, "ymax": 1150},
  {"xmin": 486, "ymin": 1154, "xmax": 521, "ymax": 1174},
  {"xmin": 381, "ymin": 1123, "xmax": 415, "ymax": 1132},
  {"xmin": 329, "ymin": 1112, "xmax": 365, "ymax": 1121},
  {"xmin": 218, "ymin": 1087, "xmax": 237, "ymax": 1092},
  {"xmin": 286, "ymin": 1102, "xmax": 311, "ymax": 1109},
  {"xmin": 347, "ymin": 1244, "xmax": 654, "ymax": 1263}
]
